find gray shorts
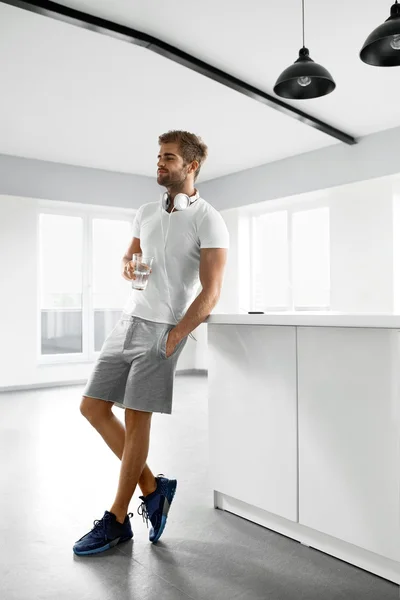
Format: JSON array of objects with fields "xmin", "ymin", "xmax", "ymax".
[{"xmin": 83, "ymin": 314, "xmax": 188, "ymax": 414}]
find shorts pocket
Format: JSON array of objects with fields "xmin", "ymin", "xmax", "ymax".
[{"xmin": 159, "ymin": 328, "xmax": 185, "ymax": 360}]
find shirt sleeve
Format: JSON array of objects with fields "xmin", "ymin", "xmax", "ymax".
[
  {"xmin": 132, "ymin": 205, "xmax": 144, "ymax": 238},
  {"xmin": 198, "ymin": 209, "xmax": 230, "ymax": 249}
]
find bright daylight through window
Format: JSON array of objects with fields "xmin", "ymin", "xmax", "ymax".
[
  {"xmin": 252, "ymin": 207, "xmax": 330, "ymax": 311},
  {"xmin": 39, "ymin": 212, "xmax": 132, "ymax": 359}
]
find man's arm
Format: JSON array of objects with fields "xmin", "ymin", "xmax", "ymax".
[{"xmin": 170, "ymin": 247, "xmax": 228, "ymax": 344}]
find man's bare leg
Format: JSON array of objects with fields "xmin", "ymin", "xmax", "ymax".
[
  {"xmin": 109, "ymin": 408, "xmax": 152, "ymax": 523},
  {"xmin": 80, "ymin": 396, "xmax": 157, "ymax": 497}
]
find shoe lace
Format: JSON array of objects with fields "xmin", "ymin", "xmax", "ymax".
[
  {"xmin": 91, "ymin": 512, "xmax": 133, "ymax": 533},
  {"xmin": 137, "ymin": 501, "xmax": 149, "ymax": 529},
  {"xmin": 137, "ymin": 475, "xmax": 164, "ymax": 530},
  {"xmin": 90, "ymin": 514, "xmax": 111, "ymax": 538}
]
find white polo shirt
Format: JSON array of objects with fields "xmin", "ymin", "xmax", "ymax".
[{"xmin": 122, "ymin": 197, "xmax": 230, "ymax": 325}]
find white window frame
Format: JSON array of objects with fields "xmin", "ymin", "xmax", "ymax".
[
  {"xmin": 37, "ymin": 200, "xmax": 135, "ymax": 365},
  {"xmin": 250, "ymin": 203, "xmax": 331, "ymax": 312}
]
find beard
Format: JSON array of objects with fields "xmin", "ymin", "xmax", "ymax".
[
  {"xmin": 157, "ymin": 168, "xmax": 188, "ymax": 188},
  {"xmin": 157, "ymin": 172, "xmax": 170, "ymax": 186}
]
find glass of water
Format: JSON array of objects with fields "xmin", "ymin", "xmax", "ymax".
[{"xmin": 131, "ymin": 254, "xmax": 154, "ymax": 291}]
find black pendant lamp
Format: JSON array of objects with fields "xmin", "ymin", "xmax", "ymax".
[
  {"xmin": 360, "ymin": 1, "xmax": 400, "ymax": 66},
  {"xmin": 273, "ymin": 0, "xmax": 336, "ymax": 99}
]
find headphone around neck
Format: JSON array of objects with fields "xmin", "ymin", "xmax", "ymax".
[
  {"xmin": 161, "ymin": 189, "xmax": 200, "ymax": 212},
  {"xmin": 159, "ymin": 188, "xmax": 199, "ymax": 343}
]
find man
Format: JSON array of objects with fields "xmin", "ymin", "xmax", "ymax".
[{"xmin": 73, "ymin": 130, "xmax": 229, "ymax": 556}]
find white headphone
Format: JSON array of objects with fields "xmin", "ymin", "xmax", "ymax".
[
  {"xmin": 161, "ymin": 189, "xmax": 200, "ymax": 212},
  {"xmin": 160, "ymin": 189, "xmax": 200, "ymax": 342}
]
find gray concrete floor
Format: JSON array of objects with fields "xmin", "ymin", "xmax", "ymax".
[{"xmin": 1, "ymin": 374, "xmax": 398, "ymax": 600}]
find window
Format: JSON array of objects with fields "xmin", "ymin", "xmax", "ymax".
[
  {"xmin": 252, "ymin": 211, "xmax": 289, "ymax": 310},
  {"xmin": 39, "ymin": 214, "xmax": 83, "ymax": 355},
  {"xmin": 292, "ymin": 208, "xmax": 330, "ymax": 309},
  {"xmin": 39, "ymin": 210, "xmax": 133, "ymax": 361},
  {"xmin": 251, "ymin": 206, "xmax": 330, "ymax": 311}
]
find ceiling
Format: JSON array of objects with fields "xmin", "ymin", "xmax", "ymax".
[{"xmin": 0, "ymin": 0, "xmax": 399, "ymax": 182}]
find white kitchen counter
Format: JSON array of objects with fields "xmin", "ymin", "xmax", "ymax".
[
  {"xmin": 206, "ymin": 315, "xmax": 400, "ymax": 585},
  {"xmin": 207, "ymin": 311, "xmax": 400, "ymax": 328}
]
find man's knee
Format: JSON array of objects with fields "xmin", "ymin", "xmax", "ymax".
[
  {"xmin": 125, "ymin": 408, "xmax": 152, "ymax": 430},
  {"xmin": 80, "ymin": 396, "xmax": 113, "ymax": 423}
]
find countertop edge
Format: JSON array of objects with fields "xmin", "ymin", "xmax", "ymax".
[{"xmin": 205, "ymin": 314, "xmax": 400, "ymax": 328}]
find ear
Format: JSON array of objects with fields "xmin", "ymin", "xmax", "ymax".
[{"xmin": 189, "ymin": 160, "xmax": 199, "ymax": 174}]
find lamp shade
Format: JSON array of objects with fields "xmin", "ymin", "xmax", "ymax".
[
  {"xmin": 273, "ymin": 47, "xmax": 336, "ymax": 99},
  {"xmin": 360, "ymin": 2, "xmax": 400, "ymax": 66}
]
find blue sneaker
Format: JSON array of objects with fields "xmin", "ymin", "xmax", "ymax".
[
  {"xmin": 73, "ymin": 510, "xmax": 133, "ymax": 556},
  {"xmin": 137, "ymin": 474, "xmax": 177, "ymax": 543}
]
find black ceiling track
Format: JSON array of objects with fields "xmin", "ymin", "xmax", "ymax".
[{"xmin": 2, "ymin": 0, "xmax": 357, "ymax": 145}]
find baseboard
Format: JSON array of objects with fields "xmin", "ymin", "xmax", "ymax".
[
  {"xmin": 215, "ymin": 492, "xmax": 400, "ymax": 585},
  {"xmin": 0, "ymin": 369, "xmax": 208, "ymax": 393},
  {"xmin": 0, "ymin": 380, "xmax": 88, "ymax": 393},
  {"xmin": 175, "ymin": 369, "xmax": 208, "ymax": 377}
]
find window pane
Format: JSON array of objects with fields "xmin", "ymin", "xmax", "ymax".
[
  {"xmin": 40, "ymin": 214, "xmax": 83, "ymax": 354},
  {"xmin": 292, "ymin": 208, "xmax": 330, "ymax": 308},
  {"xmin": 252, "ymin": 212, "xmax": 289, "ymax": 310},
  {"xmin": 92, "ymin": 218, "xmax": 132, "ymax": 351}
]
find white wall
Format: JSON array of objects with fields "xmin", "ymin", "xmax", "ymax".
[
  {"xmin": 201, "ymin": 125, "xmax": 400, "ymax": 212},
  {"xmin": 0, "ymin": 154, "xmax": 159, "ymax": 209},
  {"xmin": 330, "ymin": 180, "xmax": 395, "ymax": 313},
  {"xmin": 393, "ymin": 194, "xmax": 400, "ymax": 314}
]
